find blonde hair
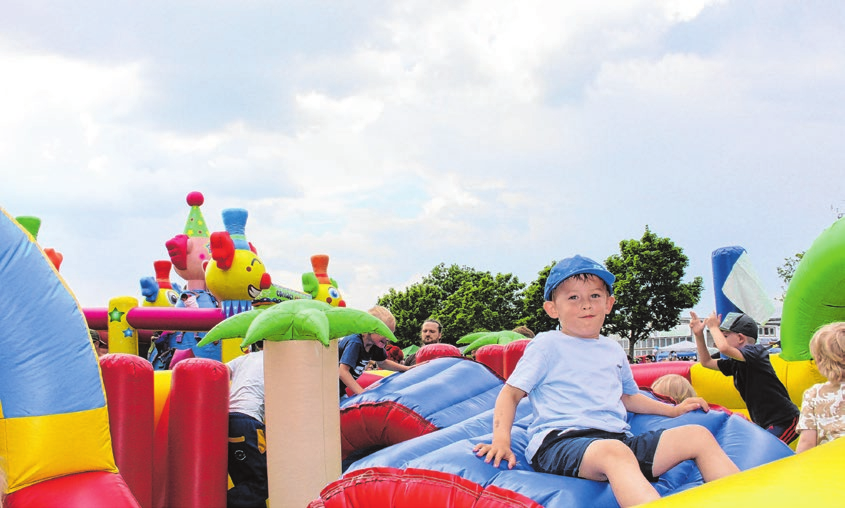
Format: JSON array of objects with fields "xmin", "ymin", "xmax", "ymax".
[
  {"xmin": 512, "ymin": 326, "xmax": 535, "ymax": 338},
  {"xmin": 368, "ymin": 305, "xmax": 396, "ymax": 333},
  {"xmin": 651, "ymin": 374, "xmax": 697, "ymax": 403},
  {"xmin": 809, "ymin": 322, "xmax": 845, "ymax": 383}
]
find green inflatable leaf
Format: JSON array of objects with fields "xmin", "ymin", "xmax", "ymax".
[
  {"xmin": 228, "ymin": 299, "xmax": 397, "ymax": 349},
  {"xmin": 460, "ymin": 330, "xmax": 528, "ymax": 354},
  {"xmin": 456, "ymin": 331, "xmax": 490, "ymax": 345},
  {"xmin": 402, "ymin": 344, "xmax": 420, "ymax": 357},
  {"xmin": 325, "ymin": 307, "xmax": 397, "ymax": 342},
  {"xmin": 243, "ymin": 305, "xmax": 330, "ymax": 346},
  {"xmin": 197, "ymin": 308, "xmax": 266, "ymax": 346}
]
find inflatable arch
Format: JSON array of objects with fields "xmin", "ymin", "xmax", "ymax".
[{"xmin": 0, "ymin": 209, "xmax": 138, "ymax": 507}]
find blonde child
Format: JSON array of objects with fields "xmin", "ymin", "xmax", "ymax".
[
  {"xmin": 651, "ymin": 374, "xmax": 697, "ymax": 404},
  {"xmin": 796, "ymin": 322, "xmax": 845, "ymax": 452},
  {"xmin": 338, "ymin": 305, "xmax": 409, "ymax": 397}
]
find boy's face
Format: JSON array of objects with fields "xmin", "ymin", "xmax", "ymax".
[
  {"xmin": 363, "ymin": 333, "xmax": 388, "ymax": 350},
  {"xmin": 543, "ymin": 274, "xmax": 614, "ymax": 339},
  {"xmin": 722, "ymin": 331, "xmax": 747, "ymax": 349}
]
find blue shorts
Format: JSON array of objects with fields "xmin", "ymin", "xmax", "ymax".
[
  {"xmin": 532, "ymin": 428, "xmax": 665, "ymax": 482},
  {"xmin": 767, "ymin": 415, "xmax": 799, "ymax": 444}
]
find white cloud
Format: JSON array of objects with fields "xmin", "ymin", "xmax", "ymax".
[{"xmin": 1, "ymin": 0, "xmax": 843, "ymax": 320}]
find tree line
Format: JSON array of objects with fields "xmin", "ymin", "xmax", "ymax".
[{"xmin": 377, "ymin": 226, "xmax": 704, "ymax": 359}]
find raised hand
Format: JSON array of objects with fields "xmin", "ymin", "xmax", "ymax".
[{"xmin": 689, "ymin": 311, "xmax": 705, "ymax": 336}]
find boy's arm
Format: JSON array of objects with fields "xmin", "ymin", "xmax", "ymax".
[
  {"xmin": 339, "ymin": 363, "xmax": 365, "ymax": 395},
  {"xmin": 704, "ymin": 311, "xmax": 746, "ymax": 362},
  {"xmin": 473, "ymin": 384, "xmax": 525, "ymax": 469},
  {"xmin": 690, "ymin": 311, "xmax": 718, "ymax": 370},
  {"xmin": 377, "ymin": 359, "xmax": 410, "ymax": 372},
  {"xmin": 622, "ymin": 392, "xmax": 709, "ymax": 417}
]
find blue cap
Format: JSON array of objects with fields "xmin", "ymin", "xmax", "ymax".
[{"xmin": 544, "ymin": 255, "xmax": 615, "ymax": 301}]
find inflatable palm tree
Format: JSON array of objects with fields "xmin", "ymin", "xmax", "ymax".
[{"xmin": 199, "ymin": 299, "xmax": 396, "ymax": 508}]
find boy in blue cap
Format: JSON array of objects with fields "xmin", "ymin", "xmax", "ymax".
[{"xmin": 473, "ymin": 255, "xmax": 739, "ymax": 507}]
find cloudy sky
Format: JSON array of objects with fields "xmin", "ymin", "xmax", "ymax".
[{"xmin": 2, "ymin": 0, "xmax": 843, "ymax": 321}]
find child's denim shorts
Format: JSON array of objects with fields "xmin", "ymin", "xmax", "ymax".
[{"xmin": 532, "ymin": 428, "xmax": 665, "ymax": 482}]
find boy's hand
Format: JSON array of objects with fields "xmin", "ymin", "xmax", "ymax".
[
  {"xmin": 689, "ymin": 311, "xmax": 705, "ymax": 336},
  {"xmin": 673, "ymin": 396, "xmax": 710, "ymax": 417},
  {"xmin": 703, "ymin": 311, "xmax": 722, "ymax": 330},
  {"xmin": 473, "ymin": 442, "xmax": 517, "ymax": 469}
]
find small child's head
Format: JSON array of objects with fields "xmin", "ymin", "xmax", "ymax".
[
  {"xmin": 809, "ymin": 322, "xmax": 845, "ymax": 383},
  {"xmin": 364, "ymin": 305, "xmax": 396, "ymax": 350},
  {"xmin": 544, "ymin": 255, "xmax": 614, "ymax": 302},
  {"xmin": 651, "ymin": 374, "xmax": 697, "ymax": 403},
  {"xmin": 512, "ymin": 325, "xmax": 535, "ymax": 338},
  {"xmin": 368, "ymin": 305, "xmax": 396, "ymax": 332},
  {"xmin": 719, "ymin": 312, "xmax": 758, "ymax": 345},
  {"xmin": 543, "ymin": 255, "xmax": 615, "ymax": 339}
]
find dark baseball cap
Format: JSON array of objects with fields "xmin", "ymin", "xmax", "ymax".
[
  {"xmin": 544, "ymin": 255, "xmax": 615, "ymax": 301},
  {"xmin": 719, "ymin": 312, "xmax": 758, "ymax": 340}
]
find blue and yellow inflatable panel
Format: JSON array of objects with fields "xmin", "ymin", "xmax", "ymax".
[{"xmin": 0, "ymin": 208, "xmax": 117, "ymax": 493}]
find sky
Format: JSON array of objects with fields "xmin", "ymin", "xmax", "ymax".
[{"xmin": 2, "ymin": 0, "xmax": 843, "ymax": 322}]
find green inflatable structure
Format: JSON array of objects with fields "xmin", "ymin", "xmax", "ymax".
[{"xmin": 780, "ymin": 216, "xmax": 845, "ymax": 361}]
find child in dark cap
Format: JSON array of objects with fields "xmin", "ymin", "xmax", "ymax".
[
  {"xmin": 691, "ymin": 310, "xmax": 800, "ymax": 444},
  {"xmin": 474, "ymin": 255, "xmax": 739, "ymax": 508}
]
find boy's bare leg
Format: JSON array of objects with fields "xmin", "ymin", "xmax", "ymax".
[
  {"xmin": 579, "ymin": 440, "xmax": 660, "ymax": 508},
  {"xmin": 652, "ymin": 425, "xmax": 740, "ymax": 481}
]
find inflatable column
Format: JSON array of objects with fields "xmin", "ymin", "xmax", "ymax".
[
  {"xmin": 108, "ymin": 296, "xmax": 140, "ymax": 355},
  {"xmin": 711, "ymin": 246, "xmax": 744, "ymax": 319},
  {"xmin": 166, "ymin": 359, "xmax": 229, "ymax": 508},
  {"xmin": 265, "ymin": 339, "xmax": 341, "ymax": 508},
  {"xmin": 101, "ymin": 354, "xmax": 155, "ymax": 508}
]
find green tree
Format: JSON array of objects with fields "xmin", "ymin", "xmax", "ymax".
[
  {"xmin": 377, "ymin": 284, "xmax": 443, "ymax": 348},
  {"xmin": 603, "ymin": 226, "xmax": 703, "ymax": 359},
  {"xmin": 517, "ymin": 262, "xmax": 559, "ymax": 333},
  {"xmin": 776, "ymin": 252, "xmax": 805, "ymax": 300},
  {"xmin": 436, "ymin": 272, "xmax": 525, "ymax": 341},
  {"xmin": 377, "ymin": 263, "xmax": 526, "ymax": 346}
]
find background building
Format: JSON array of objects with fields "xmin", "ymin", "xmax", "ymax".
[{"xmin": 613, "ymin": 316, "xmax": 781, "ymax": 360}]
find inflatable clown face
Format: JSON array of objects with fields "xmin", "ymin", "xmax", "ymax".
[
  {"xmin": 302, "ymin": 254, "xmax": 346, "ymax": 307},
  {"xmin": 309, "ymin": 279, "xmax": 345, "ymax": 307},
  {"xmin": 140, "ymin": 279, "xmax": 179, "ymax": 307},
  {"xmin": 205, "ymin": 229, "xmax": 271, "ymax": 302},
  {"xmin": 140, "ymin": 260, "xmax": 180, "ymax": 307},
  {"xmin": 166, "ymin": 191, "xmax": 212, "ymax": 290},
  {"xmin": 166, "ymin": 234, "xmax": 211, "ymax": 286}
]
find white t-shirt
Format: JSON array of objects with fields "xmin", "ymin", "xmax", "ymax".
[
  {"xmin": 227, "ymin": 350, "xmax": 265, "ymax": 423},
  {"xmin": 797, "ymin": 381, "xmax": 845, "ymax": 446},
  {"xmin": 507, "ymin": 330, "xmax": 639, "ymax": 463}
]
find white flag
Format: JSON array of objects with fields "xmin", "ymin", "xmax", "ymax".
[{"xmin": 721, "ymin": 251, "xmax": 776, "ymax": 324}]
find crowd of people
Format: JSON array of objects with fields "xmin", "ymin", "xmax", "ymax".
[{"xmin": 628, "ymin": 351, "xmax": 698, "ymax": 364}]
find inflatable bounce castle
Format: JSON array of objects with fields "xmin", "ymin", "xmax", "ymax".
[{"xmin": 3, "ymin": 202, "xmax": 844, "ymax": 507}]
